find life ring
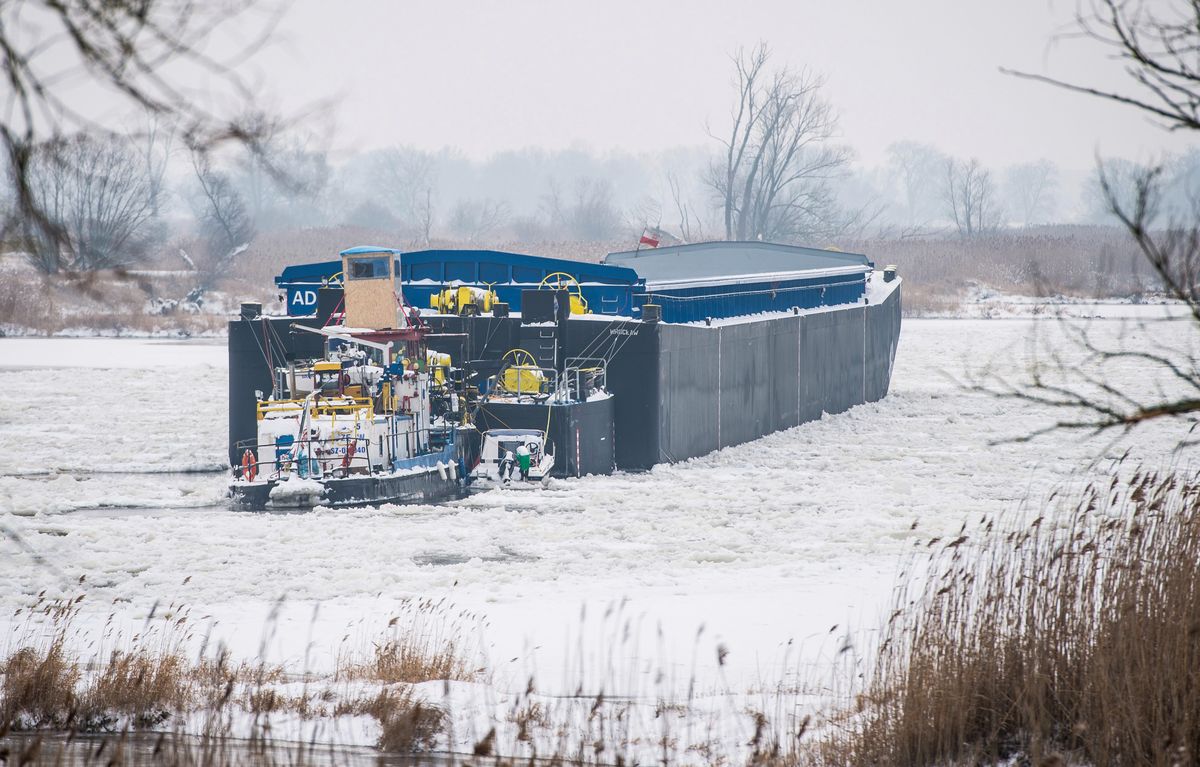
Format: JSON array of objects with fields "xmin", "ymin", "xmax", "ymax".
[{"xmin": 241, "ymin": 449, "xmax": 257, "ymax": 482}]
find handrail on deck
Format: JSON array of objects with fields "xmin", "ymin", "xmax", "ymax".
[{"xmin": 257, "ymin": 396, "xmax": 375, "ymax": 419}]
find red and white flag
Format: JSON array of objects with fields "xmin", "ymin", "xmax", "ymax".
[{"xmin": 639, "ymin": 226, "xmax": 672, "ymax": 248}]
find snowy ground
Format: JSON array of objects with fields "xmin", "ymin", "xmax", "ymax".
[
  {"xmin": 925, "ymin": 284, "xmax": 1193, "ymax": 320},
  {"xmin": 0, "ymin": 311, "xmax": 1193, "ymax": 755}
]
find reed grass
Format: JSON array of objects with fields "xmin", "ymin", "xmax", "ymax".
[
  {"xmin": 820, "ymin": 468, "xmax": 1200, "ymax": 767},
  {"xmin": 0, "ymin": 599, "xmax": 471, "ymax": 761},
  {"xmin": 335, "ymin": 599, "xmax": 478, "ymax": 686},
  {"xmin": 1, "ymin": 642, "xmax": 79, "ymax": 729}
]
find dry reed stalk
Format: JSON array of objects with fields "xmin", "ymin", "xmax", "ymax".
[
  {"xmin": 335, "ymin": 599, "xmax": 479, "ymax": 685},
  {"xmin": 1, "ymin": 597, "xmax": 470, "ymax": 758},
  {"xmin": 820, "ymin": 468, "xmax": 1200, "ymax": 767}
]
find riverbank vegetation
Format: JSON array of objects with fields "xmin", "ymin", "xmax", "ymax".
[{"xmin": 4, "ymin": 467, "xmax": 1197, "ymax": 766}]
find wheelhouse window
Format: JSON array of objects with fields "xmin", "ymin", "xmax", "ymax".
[{"xmin": 347, "ymin": 256, "xmax": 390, "ymax": 280}]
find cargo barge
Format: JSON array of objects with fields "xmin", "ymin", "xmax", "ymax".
[{"xmin": 228, "ymin": 241, "xmax": 901, "ymax": 508}]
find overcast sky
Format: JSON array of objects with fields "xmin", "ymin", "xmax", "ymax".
[{"xmin": 243, "ymin": 0, "xmax": 1190, "ymax": 171}]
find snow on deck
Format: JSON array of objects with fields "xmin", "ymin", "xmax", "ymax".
[{"xmin": 669, "ymin": 270, "xmax": 898, "ymax": 328}]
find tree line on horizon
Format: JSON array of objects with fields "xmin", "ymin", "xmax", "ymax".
[
  {"xmin": 10, "ymin": 120, "xmax": 1193, "ymax": 277},
  {"xmin": 1, "ymin": 5, "xmax": 1196, "ymax": 279}
]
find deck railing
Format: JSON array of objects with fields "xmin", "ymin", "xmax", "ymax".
[{"xmin": 234, "ymin": 425, "xmax": 455, "ymax": 481}]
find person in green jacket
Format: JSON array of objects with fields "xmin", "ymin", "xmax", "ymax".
[{"xmin": 516, "ymin": 443, "xmax": 531, "ymax": 480}]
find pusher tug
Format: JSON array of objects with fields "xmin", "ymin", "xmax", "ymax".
[{"xmin": 230, "ymin": 249, "xmax": 471, "ymax": 510}]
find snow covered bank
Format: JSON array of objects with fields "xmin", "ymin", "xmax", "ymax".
[
  {"xmin": 0, "ymin": 256, "xmax": 252, "ymax": 338},
  {"xmin": 915, "ymin": 284, "xmax": 1190, "ymax": 320}
]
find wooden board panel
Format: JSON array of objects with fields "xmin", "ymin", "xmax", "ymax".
[{"xmin": 344, "ymin": 280, "xmax": 398, "ymax": 329}]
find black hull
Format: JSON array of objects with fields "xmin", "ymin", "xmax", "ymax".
[
  {"xmin": 429, "ymin": 283, "xmax": 902, "ymax": 471},
  {"xmin": 475, "ymin": 398, "xmax": 615, "ymax": 478},
  {"xmin": 231, "ymin": 468, "xmax": 462, "ymax": 511}
]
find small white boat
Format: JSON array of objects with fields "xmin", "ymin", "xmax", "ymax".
[{"xmin": 472, "ymin": 429, "xmax": 554, "ymax": 486}]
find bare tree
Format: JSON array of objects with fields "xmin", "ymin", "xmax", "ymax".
[
  {"xmin": 625, "ymin": 196, "xmax": 663, "ymax": 243},
  {"xmin": 667, "ymin": 170, "xmax": 704, "ymax": 243},
  {"xmin": 567, "ymin": 178, "xmax": 620, "ymax": 240},
  {"xmin": 448, "ymin": 198, "xmax": 509, "ymax": 243},
  {"xmin": 538, "ymin": 178, "xmax": 567, "ymax": 235},
  {"xmin": 139, "ymin": 117, "xmax": 174, "ymax": 220},
  {"xmin": 510, "ymin": 214, "xmax": 551, "ymax": 243},
  {"xmin": 415, "ymin": 187, "xmax": 435, "ymax": 246},
  {"xmin": 230, "ymin": 113, "xmax": 329, "ymax": 230},
  {"xmin": 375, "ymin": 148, "xmax": 437, "ymax": 243},
  {"xmin": 705, "ymin": 43, "xmax": 851, "ymax": 243},
  {"xmin": 944, "ymin": 158, "xmax": 1001, "ymax": 238},
  {"xmin": 538, "ymin": 177, "xmax": 620, "ymax": 240},
  {"xmin": 1004, "ymin": 160, "xmax": 1058, "ymax": 227},
  {"xmin": 343, "ymin": 200, "xmax": 400, "ymax": 230},
  {"xmin": 886, "ymin": 141, "xmax": 948, "ymax": 226},
  {"xmin": 1106, "ymin": 167, "xmax": 1199, "ymax": 323},
  {"xmin": 1165, "ymin": 149, "xmax": 1200, "ymax": 211},
  {"xmin": 189, "ymin": 149, "xmax": 255, "ymax": 288},
  {"xmin": 989, "ymin": 0, "xmax": 1200, "ymax": 438},
  {"xmin": 21, "ymin": 134, "xmax": 160, "ymax": 273},
  {"xmin": 0, "ymin": 1, "xmax": 290, "ymax": 257},
  {"xmin": 1083, "ymin": 158, "xmax": 1147, "ymax": 224}
]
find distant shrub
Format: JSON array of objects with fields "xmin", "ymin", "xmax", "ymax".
[{"xmin": 846, "ymin": 225, "xmax": 1155, "ymax": 308}]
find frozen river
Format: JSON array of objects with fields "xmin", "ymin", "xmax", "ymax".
[{"xmin": 0, "ymin": 315, "xmax": 1191, "ymax": 711}]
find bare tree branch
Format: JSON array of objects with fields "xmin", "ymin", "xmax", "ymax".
[
  {"xmin": 449, "ymin": 198, "xmax": 510, "ymax": 244},
  {"xmin": 17, "ymin": 132, "xmax": 161, "ymax": 272},
  {"xmin": 189, "ymin": 144, "xmax": 254, "ymax": 290},
  {"xmin": 943, "ymin": 158, "xmax": 1002, "ymax": 238},
  {"xmin": 1002, "ymin": 0, "xmax": 1200, "ymax": 132},
  {"xmin": 704, "ymin": 43, "xmax": 850, "ymax": 243},
  {"xmin": 989, "ymin": 0, "xmax": 1200, "ymax": 442},
  {"xmin": 0, "ymin": 0, "xmax": 294, "ymax": 255}
]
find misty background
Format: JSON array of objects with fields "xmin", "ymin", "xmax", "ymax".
[{"xmin": 2, "ymin": 0, "xmax": 1193, "ymax": 331}]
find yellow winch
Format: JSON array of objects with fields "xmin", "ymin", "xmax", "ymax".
[
  {"xmin": 426, "ymin": 350, "xmax": 452, "ymax": 385},
  {"xmin": 496, "ymin": 349, "xmax": 545, "ymax": 395},
  {"xmin": 430, "ymin": 285, "xmax": 496, "ymax": 316},
  {"xmin": 538, "ymin": 272, "xmax": 590, "ymax": 315}
]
